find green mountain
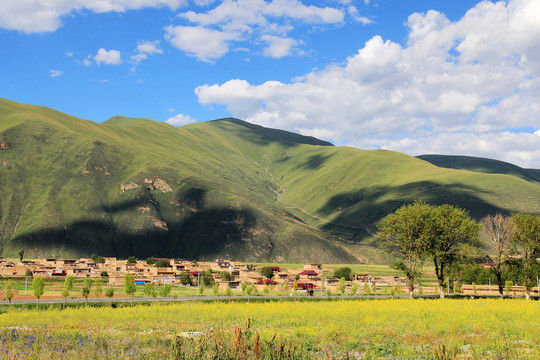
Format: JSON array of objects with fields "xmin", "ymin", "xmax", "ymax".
[
  {"xmin": 1, "ymin": 98, "xmax": 539, "ymax": 263},
  {"xmin": 417, "ymin": 154, "xmax": 540, "ymax": 183}
]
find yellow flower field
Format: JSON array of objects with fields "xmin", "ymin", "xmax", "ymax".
[{"xmin": 0, "ymin": 298, "xmax": 538, "ymax": 359}]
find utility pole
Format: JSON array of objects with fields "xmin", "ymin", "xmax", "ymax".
[{"xmin": 25, "ymin": 276, "xmax": 28, "ymax": 294}]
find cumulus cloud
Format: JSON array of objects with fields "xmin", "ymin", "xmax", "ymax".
[
  {"xmin": 0, "ymin": 0, "xmax": 187, "ymax": 33},
  {"xmin": 196, "ymin": 0, "xmax": 540, "ymax": 168},
  {"xmin": 165, "ymin": 25, "xmax": 238, "ymax": 62},
  {"xmin": 166, "ymin": 113, "xmax": 196, "ymax": 126},
  {"xmin": 166, "ymin": 0, "xmax": 352, "ymax": 61},
  {"xmin": 131, "ymin": 40, "xmax": 163, "ymax": 64},
  {"xmin": 49, "ymin": 69, "xmax": 63, "ymax": 77},
  {"xmin": 261, "ymin": 35, "xmax": 300, "ymax": 58},
  {"xmin": 94, "ymin": 48, "xmax": 122, "ymax": 65}
]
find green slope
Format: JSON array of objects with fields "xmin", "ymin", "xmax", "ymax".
[
  {"xmin": 417, "ymin": 154, "xmax": 540, "ymax": 183},
  {"xmin": 1, "ymin": 98, "xmax": 539, "ymax": 263}
]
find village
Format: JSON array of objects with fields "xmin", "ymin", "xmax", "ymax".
[{"xmin": 0, "ymin": 256, "xmax": 410, "ymax": 296}]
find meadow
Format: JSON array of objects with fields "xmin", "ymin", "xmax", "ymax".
[{"xmin": 0, "ymin": 298, "xmax": 538, "ymax": 359}]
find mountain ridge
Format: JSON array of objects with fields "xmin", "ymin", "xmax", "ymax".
[{"xmin": 1, "ymin": 98, "xmax": 539, "ymax": 263}]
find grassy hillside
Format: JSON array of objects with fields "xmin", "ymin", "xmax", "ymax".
[
  {"xmin": 1, "ymin": 98, "xmax": 539, "ymax": 263},
  {"xmin": 417, "ymin": 154, "xmax": 540, "ymax": 183}
]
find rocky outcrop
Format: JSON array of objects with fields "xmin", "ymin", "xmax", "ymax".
[
  {"xmin": 120, "ymin": 182, "xmax": 139, "ymax": 193},
  {"xmin": 144, "ymin": 177, "xmax": 173, "ymax": 193}
]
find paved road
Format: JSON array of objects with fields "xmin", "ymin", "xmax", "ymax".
[{"xmin": 0, "ymin": 294, "xmax": 417, "ymax": 306}]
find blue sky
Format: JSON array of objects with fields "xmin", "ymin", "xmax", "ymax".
[{"xmin": 1, "ymin": 0, "xmax": 539, "ymax": 168}]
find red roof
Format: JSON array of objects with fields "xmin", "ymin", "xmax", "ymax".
[
  {"xmin": 297, "ymin": 282, "xmax": 317, "ymax": 289},
  {"xmin": 299, "ymin": 270, "xmax": 318, "ymax": 276}
]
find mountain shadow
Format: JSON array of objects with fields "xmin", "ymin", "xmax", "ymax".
[
  {"xmin": 316, "ymin": 181, "xmax": 507, "ymax": 241},
  {"xmin": 210, "ymin": 118, "xmax": 334, "ymax": 147},
  {"xmin": 418, "ymin": 154, "xmax": 540, "ymax": 183},
  {"xmin": 10, "ymin": 196, "xmax": 260, "ymax": 260}
]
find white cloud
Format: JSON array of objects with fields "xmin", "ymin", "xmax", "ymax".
[
  {"xmin": 261, "ymin": 35, "xmax": 300, "ymax": 58},
  {"xmin": 49, "ymin": 69, "xmax": 63, "ymax": 77},
  {"xmin": 136, "ymin": 40, "xmax": 163, "ymax": 55},
  {"xmin": 94, "ymin": 48, "xmax": 122, "ymax": 65},
  {"xmin": 166, "ymin": 0, "xmax": 349, "ymax": 60},
  {"xmin": 131, "ymin": 40, "xmax": 163, "ymax": 64},
  {"xmin": 0, "ymin": 0, "xmax": 187, "ymax": 33},
  {"xmin": 166, "ymin": 113, "xmax": 196, "ymax": 126},
  {"xmin": 82, "ymin": 56, "xmax": 93, "ymax": 67},
  {"xmin": 347, "ymin": 5, "xmax": 372, "ymax": 24},
  {"xmin": 196, "ymin": 0, "xmax": 540, "ymax": 168},
  {"xmin": 165, "ymin": 25, "xmax": 238, "ymax": 62}
]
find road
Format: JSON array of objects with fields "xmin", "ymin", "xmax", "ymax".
[{"xmin": 0, "ymin": 294, "xmax": 418, "ymax": 306}]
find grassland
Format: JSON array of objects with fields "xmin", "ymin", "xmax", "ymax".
[
  {"xmin": 0, "ymin": 299, "xmax": 537, "ymax": 359},
  {"xmin": 1, "ymin": 98, "xmax": 540, "ymax": 263}
]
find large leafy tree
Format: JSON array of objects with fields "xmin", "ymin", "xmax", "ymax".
[
  {"xmin": 428, "ymin": 204, "xmax": 480, "ymax": 298},
  {"xmin": 377, "ymin": 201, "xmax": 433, "ymax": 298},
  {"xmin": 481, "ymin": 214, "xmax": 516, "ymax": 296},
  {"xmin": 512, "ymin": 213, "xmax": 540, "ymax": 300}
]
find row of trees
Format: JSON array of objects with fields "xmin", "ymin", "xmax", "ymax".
[{"xmin": 377, "ymin": 202, "xmax": 539, "ymax": 298}]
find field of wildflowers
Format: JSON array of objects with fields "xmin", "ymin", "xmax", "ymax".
[{"xmin": 0, "ymin": 298, "xmax": 537, "ymax": 359}]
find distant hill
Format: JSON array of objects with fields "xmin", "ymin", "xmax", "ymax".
[
  {"xmin": 417, "ymin": 154, "xmax": 540, "ymax": 183},
  {"xmin": 1, "ymin": 98, "xmax": 539, "ymax": 263}
]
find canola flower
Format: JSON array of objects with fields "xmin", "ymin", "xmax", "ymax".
[{"xmin": 0, "ymin": 299, "xmax": 537, "ymax": 359}]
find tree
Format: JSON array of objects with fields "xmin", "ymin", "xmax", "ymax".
[
  {"xmin": 178, "ymin": 272, "xmax": 193, "ymax": 286},
  {"xmin": 126, "ymin": 256, "xmax": 137, "ymax": 264},
  {"xmin": 160, "ymin": 284, "xmax": 172, "ymax": 299},
  {"xmin": 146, "ymin": 257, "xmax": 156, "ymax": 265},
  {"xmin": 82, "ymin": 277, "xmax": 93, "ymax": 305},
  {"xmin": 64, "ymin": 275, "xmax": 74, "ymax": 292},
  {"xmin": 351, "ymin": 283, "xmax": 359, "ymax": 295},
  {"xmin": 61, "ymin": 275, "xmax": 74, "ymax": 308},
  {"xmin": 4, "ymin": 280, "xmax": 14, "ymax": 306},
  {"xmin": 213, "ymin": 283, "xmax": 219, "ymax": 296},
  {"xmin": 144, "ymin": 282, "xmax": 157, "ymax": 303},
  {"xmin": 512, "ymin": 213, "xmax": 540, "ymax": 300},
  {"xmin": 260, "ymin": 266, "xmax": 274, "ymax": 279},
  {"xmin": 93, "ymin": 280, "xmax": 103, "ymax": 299},
  {"xmin": 220, "ymin": 271, "xmax": 235, "ymax": 281},
  {"xmin": 241, "ymin": 281, "xmax": 248, "ymax": 294},
  {"xmin": 200, "ymin": 270, "xmax": 215, "ymax": 287},
  {"xmin": 32, "ymin": 275, "xmax": 45, "ymax": 309},
  {"xmin": 293, "ymin": 279, "xmax": 298, "ymax": 292},
  {"xmin": 91, "ymin": 254, "xmax": 105, "ymax": 264},
  {"xmin": 428, "ymin": 204, "xmax": 480, "ymax": 298},
  {"xmin": 225, "ymin": 285, "xmax": 232, "ymax": 296},
  {"xmin": 81, "ymin": 286, "xmax": 90, "ymax": 304},
  {"xmin": 154, "ymin": 259, "xmax": 171, "ymax": 267},
  {"xmin": 337, "ymin": 278, "xmax": 346, "ymax": 296},
  {"xmin": 333, "ymin": 267, "xmax": 353, "ymax": 281},
  {"xmin": 481, "ymin": 213, "xmax": 516, "ymax": 296},
  {"xmin": 83, "ymin": 276, "xmax": 93, "ymax": 291},
  {"xmin": 18, "ymin": 250, "xmax": 25, "ymax": 262},
  {"xmin": 377, "ymin": 201, "xmax": 433, "ymax": 298},
  {"xmin": 105, "ymin": 288, "xmax": 115, "ymax": 305},
  {"xmin": 124, "ymin": 274, "xmax": 137, "ymax": 306}
]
